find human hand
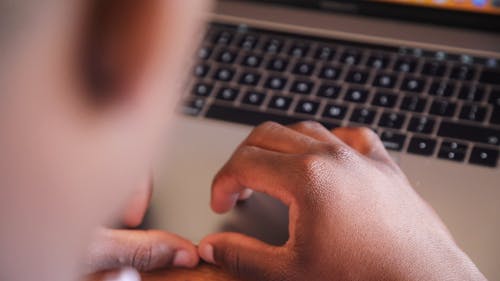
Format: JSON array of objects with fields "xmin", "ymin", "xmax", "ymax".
[
  {"xmin": 85, "ymin": 179, "xmax": 199, "ymax": 274},
  {"xmin": 199, "ymin": 122, "xmax": 486, "ymax": 281}
]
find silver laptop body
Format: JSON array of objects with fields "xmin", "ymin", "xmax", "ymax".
[{"xmin": 149, "ymin": 1, "xmax": 500, "ymax": 279}]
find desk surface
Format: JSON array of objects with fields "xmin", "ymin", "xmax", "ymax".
[{"xmin": 88, "ymin": 264, "xmax": 238, "ymax": 281}]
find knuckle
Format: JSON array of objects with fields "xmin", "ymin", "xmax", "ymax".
[
  {"xmin": 293, "ymin": 120, "xmax": 324, "ymax": 131},
  {"xmin": 353, "ymin": 127, "xmax": 379, "ymax": 142},
  {"xmin": 256, "ymin": 121, "xmax": 282, "ymax": 134},
  {"xmin": 130, "ymin": 243, "xmax": 153, "ymax": 271},
  {"xmin": 247, "ymin": 121, "xmax": 282, "ymax": 144},
  {"xmin": 229, "ymin": 145, "xmax": 260, "ymax": 168},
  {"xmin": 320, "ymin": 143, "xmax": 355, "ymax": 163},
  {"xmin": 226, "ymin": 250, "xmax": 283, "ymax": 281},
  {"xmin": 296, "ymin": 154, "xmax": 328, "ymax": 179},
  {"xmin": 218, "ymin": 247, "xmax": 241, "ymax": 277},
  {"xmin": 239, "ymin": 145, "xmax": 261, "ymax": 156}
]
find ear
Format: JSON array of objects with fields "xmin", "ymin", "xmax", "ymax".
[{"xmin": 81, "ymin": 0, "xmax": 164, "ymax": 105}]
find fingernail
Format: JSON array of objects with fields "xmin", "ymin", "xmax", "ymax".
[
  {"xmin": 104, "ymin": 268, "xmax": 141, "ymax": 281},
  {"xmin": 238, "ymin": 188, "xmax": 253, "ymax": 200},
  {"xmin": 200, "ymin": 244, "xmax": 215, "ymax": 264},
  {"xmin": 173, "ymin": 250, "xmax": 191, "ymax": 267}
]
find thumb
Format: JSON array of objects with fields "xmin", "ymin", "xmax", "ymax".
[
  {"xmin": 199, "ymin": 233, "xmax": 287, "ymax": 281},
  {"xmin": 86, "ymin": 228, "xmax": 199, "ymax": 274}
]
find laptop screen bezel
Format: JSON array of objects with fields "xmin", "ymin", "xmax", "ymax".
[{"xmin": 246, "ymin": 0, "xmax": 500, "ymax": 33}]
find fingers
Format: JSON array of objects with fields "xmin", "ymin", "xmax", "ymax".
[
  {"xmin": 243, "ymin": 121, "xmax": 318, "ymax": 154},
  {"xmin": 122, "ymin": 178, "xmax": 153, "ymax": 228},
  {"xmin": 86, "ymin": 228, "xmax": 198, "ymax": 273},
  {"xmin": 233, "ymin": 121, "xmax": 327, "ymax": 204},
  {"xmin": 288, "ymin": 121, "xmax": 342, "ymax": 143},
  {"xmin": 333, "ymin": 127, "xmax": 393, "ymax": 164},
  {"xmin": 199, "ymin": 233, "xmax": 287, "ymax": 281},
  {"xmin": 211, "ymin": 146, "xmax": 297, "ymax": 213}
]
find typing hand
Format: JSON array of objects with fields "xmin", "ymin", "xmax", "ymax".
[
  {"xmin": 199, "ymin": 122, "xmax": 486, "ymax": 281},
  {"xmin": 85, "ymin": 179, "xmax": 198, "ymax": 274}
]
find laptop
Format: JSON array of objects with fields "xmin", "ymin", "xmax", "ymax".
[{"xmin": 147, "ymin": 1, "xmax": 500, "ymax": 279}]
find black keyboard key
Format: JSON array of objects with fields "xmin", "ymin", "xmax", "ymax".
[
  {"xmin": 408, "ymin": 116, "xmax": 435, "ymax": 134},
  {"xmin": 214, "ymin": 30, "xmax": 233, "ymax": 45},
  {"xmin": 469, "ymin": 146, "xmax": 499, "ymax": 167},
  {"xmin": 441, "ymin": 140, "xmax": 468, "ymax": 152},
  {"xmin": 217, "ymin": 49, "xmax": 238, "ymax": 64},
  {"xmin": 291, "ymin": 80, "xmax": 315, "ymax": 95},
  {"xmin": 489, "ymin": 89, "xmax": 500, "ymax": 107},
  {"xmin": 372, "ymin": 91, "xmax": 398, "ymax": 108},
  {"xmin": 268, "ymin": 95, "xmax": 293, "ymax": 111},
  {"xmin": 400, "ymin": 95, "xmax": 427, "ymax": 113},
  {"xmin": 367, "ymin": 55, "xmax": 390, "ymax": 69},
  {"xmin": 340, "ymin": 50, "xmax": 362, "ymax": 65},
  {"xmin": 293, "ymin": 62, "xmax": 316, "ymax": 76},
  {"xmin": 206, "ymin": 104, "xmax": 305, "ymax": 126},
  {"xmin": 319, "ymin": 66, "xmax": 342, "ymax": 80},
  {"xmin": 380, "ymin": 131, "xmax": 407, "ymax": 151},
  {"xmin": 242, "ymin": 54, "xmax": 263, "ymax": 68},
  {"xmin": 184, "ymin": 98, "xmax": 205, "ymax": 116},
  {"xmin": 422, "ymin": 61, "xmax": 447, "ymax": 77},
  {"xmin": 323, "ymin": 104, "xmax": 348, "ymax": 120},
  {"xmin": 242, "ymin": 91, "xmax": 266, "ymax": 106},
  {"xmin": 319, "ymin": 121, "xmax": 342, "ymax": 130},
  {"xmin": 216, "ymin": 87, "xmax": 240, "ymax": 102},
  {"xmin": 394, "ymin": 58, "xmax": 417, "ymax": 73},
  {"xmin": 479, "ymin": 68, "xmax": 500, "ymax": 85},
  {"xmin": 344, "ymin": 88, "xmax": 370, "ymax": 103},
  {"xmin": 378, "ymin": 112, "xmax": 406, "ymax": 129},
  {"xmin": 239, "ymin": 72, "xmax": 261, "ymax": 86},
  {"xmin": 193, "ymin": 83, "xmax": 213, "ymax": 97},
  {"xmin": 265, "ymin": 76, "xmax": 287, "ymax": 90},
  {"xmin": 438, "ymin": 141, "xmax": 468, "ymax": 162},
  {"xmin": 451, "ymin": 64, "xmax": 476, "ymax": 81},
  {"xmin": 214, "ymin": 68, "xmax": 235, "ymax": 82},
  {"xmin": 198, "ymin": 46, "xmax": 212, "ymax": 60},
  {"xmin": 350, "ymin": 107, "xmax": 376, "ymax": 125},
  {"xmin": 458, "ymin": 84, "xmax": 485, "ymax": 102},
  {"xmin": 263, "ymin": 38, "xmax": 284, "ymax": 53},
  {"xmin": 267, "ymin": 58, "xmax": 289, "ymax": 72},
  {"xmin": 295, "ymin": 100, "xmax": 320, "ymax": 116},
  {"xmin": 317, "ymin": 84, "xmax": 342, "ymax": 99},
  {"xmin": 438, "ymin": 121, "xmax": 500, "ymax": 146},
  {"xmin": 491, "ymin": 107, "xmax": 500, "ymax": 125},
  {"xmin": 373, "ymin": 73, "xmax": 398, "ymax": 88},
  {"xmin": 315, "ymin": 46, "xmax": 336, "ymax": 61},
  {"xmin": 430, "ymin": 100, "xmax": 457, "ymax": 117},
  {"xmin": 401, "ymin": 77, "xmax": 426, "ymax": 93},
  {"xmin": 194, "ymin": 64, "xmax": 210, "ymax": 78},
  {"xmin": 289, "ymin": 43, "xmax": 310, "ymax": 58},
  {"xmin": 459, "ymin": 104, "xmax": 487, "ymax": 123},
  {"xmin": 408, "ymin": 137, "xmax": 437, "ymax": 156},
  {"xmin": 346, "ymin": 69, "xmax": 369, "ymax": 84},
  {"xmin": 429, "ymin": 81, "xmax": 456, "ymax": 97},
  {"xmin": 239, "ymin": 34, "xmax": 259, "ymax": 50}
]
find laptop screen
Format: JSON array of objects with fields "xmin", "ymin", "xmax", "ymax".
[
  {"xmin": 249, "ymin": 0, "xmax": 500, "ymax": 32},
  {"xmin": 374, "ymin": 0, "xmax": 500, "ymax": 15}
]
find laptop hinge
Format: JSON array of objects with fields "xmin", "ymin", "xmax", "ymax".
[{"xmin": 318, "ymin": 1, "xmax": 360, "ymax": 13}]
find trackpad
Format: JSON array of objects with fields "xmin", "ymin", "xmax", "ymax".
[{"xmin": 220, "ymin": 192, "xmax": 289, "ymax": 246}]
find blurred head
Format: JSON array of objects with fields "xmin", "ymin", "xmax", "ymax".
[{"xmin": 0, "ymin": 0, "xmax": 210, "ymax": 280}]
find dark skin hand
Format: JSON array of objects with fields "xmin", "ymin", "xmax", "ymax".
[{"xmin": 198, "ymin": 122, "xmax": 487, "ymax": 281}]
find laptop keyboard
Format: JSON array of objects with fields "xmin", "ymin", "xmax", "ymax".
[{"xmin": 185, "ymin": 23, "xmax": 500, "ymax": 168}]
